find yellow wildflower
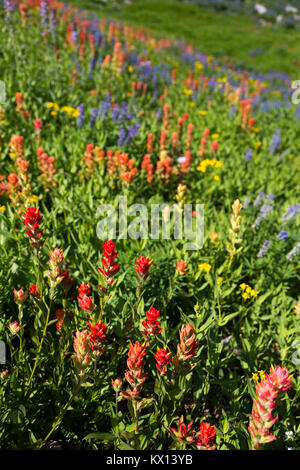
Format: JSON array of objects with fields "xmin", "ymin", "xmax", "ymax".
[
  {"xmin": 0, "ymin": 205, "xmax": 6, "ymax": 212},
  {"xmin": 198, "ymin": 263, "xmax": 212, "ymax": 275},
  {"xmin": 184, "ymin": 88, "xmax": 193, "ymax": 96},
  {"xmin": 128, "ymin": 65, "xmax": 134, "ymax": 73},
  {"xmin": 214, "ymin": 175, "xmax": 220, "ymax": 182},
  {"xmin": 198, "ymin": 110, "xmax": 208, "ymax": 116}
]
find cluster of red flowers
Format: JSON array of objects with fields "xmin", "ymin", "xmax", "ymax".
[
  {"xmin": 86, "ymin": 320, "xmax": 108, "ymax": 355},
  {"xmin": 154, "ymin": 347, "xmax": 171, "ymax": 376},
  {"xmin": 107, "ymin": 150, "xmax": 138, "ymax": 184},
  {"xmin": 169, "ymin": 416, "xmax": 216, "ymax": 450},
  {"xmin": 135, "ymin": 256, "xmax": 152, "ymax": 280},
  {"xmin": 141, "ymin": 307, "xmax": 162, "ymax": 338},
  {"xmin": 23, "ymin": 207, "xmax": 44, "ymax": 248},
  {"xmin": 77, "ymin": 283, "xmax": 95, "ymax": 313},
  {"xmin": 98, "ymin": 240, "xmax": 120, "ymax": 286},
  {"xmin": 37, "ymin": 147, "xmax": 57, "ymax": 189},
  {"xmin": 79, "ymin": 144, "xmax": 105, "ymax": 178},
  {"xmin": 121, "ymin": 341, "xmax": 147, "ymax": 400},
  {"xmin": 248, "ymin": 366, "xmax": 292, "ymax": 450}
]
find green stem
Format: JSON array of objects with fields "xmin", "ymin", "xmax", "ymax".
[{"xmin": 25, "ymin": 297, "xmax": 52, "ymax": 393}]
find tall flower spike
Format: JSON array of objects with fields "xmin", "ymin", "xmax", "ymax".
[
  {"xmin": 173, "ymin": 323, "xmax": 198, "ymax": 374},
  {"xmin": 120, "ymin": 341, "xmax": 147, "ymax": 400},
  {"xmin": 248, "ymin": 365, "xmax": 292, "ymax": 450},
  {"xmin": 98, "ymin": 240, "xmax": 120, "ymax": 286}
]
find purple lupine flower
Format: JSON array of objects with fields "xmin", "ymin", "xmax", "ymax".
[
  {"xmin": 286, "ymin": 242, "xmax": 300, "ymax": 262},
  {"xmin": 89, "ymin": 108, "xmax": 98, "ymax": 128},
  {"xmin": 242, "ymin": 197, "xmax": 251, "ymax": 209},
  {"xmin": 112, "ymin": 105, "xmax": 120, "ymax": 123},
  {"xmin": 89, "ymin": 56, "xmax": 95, "ymax": 75},
  {"xmin": 229, "ymin": 105, "xmax": 236, "ymax": 119},
  {"xmin": 245, "ymin": 149, "xmax": 253, "ymax": 163},
  {"xmin": 253, "ymin": 191, "xmax": 265, "ymax": 207},
  {"xmin": 3, "ymin": 0, "xmax": 13, "ymax": 21},
  {"xmin": 277, "ymin": 230, "xmax": 288, "ymax": 241},
  {"xmin": 40, "ymin": 0, "xmax": 48, "ymax": 30},
  {"xmin": 281, "ymin": 204, "xmax": 300, "ymax": 222},
  {"xmin": 99, "ymin": 92, "xmax": 111, "ymax": 120},
  {"xmin": 269, "ymin": 130, "xmax": 281, "ymax": 155},
  {"xmin": 118, "ymin": 127, "xmax": 126, "ymax": 146},
  {"xmin": 252, "ymin": 199, "xmax": 274, "ymax": 229},
  {"xmin": 77, "ymin": 104, "xmax": 84, "ymax": 130},
  {"xmin": 257, "ymin": 240, "xmax": 272, "ymax": 258}
]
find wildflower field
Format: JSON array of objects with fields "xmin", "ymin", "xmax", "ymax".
[{"xmin": 0, "ymin": 0, "xmax": 299, "ymax": 451}]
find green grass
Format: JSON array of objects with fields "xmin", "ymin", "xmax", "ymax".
[{"xmin": 69, "ymin": 0, "xmax": 300, "ymax": 76}]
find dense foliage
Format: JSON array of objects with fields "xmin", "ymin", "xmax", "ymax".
[{"xmin": 0, "ymin": 0, "xmax": 299, "ymax": 450}]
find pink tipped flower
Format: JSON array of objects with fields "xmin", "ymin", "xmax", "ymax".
[
  {"xmin": 268, "ymin": 366, "xmax": 292, "ymax": 392},
  {"xmin": 141, "ymin": 307, "xmax": 162, "ymax": 338},
  {"xmin": 135, "ymin": 256, "xmax": 152, "ymax": 280},
  {"xmin": 176, "ymin": 260, "xmax": 188, "ymax": 275},
  {"xmin": 72, "ymin": 330, "xmax": 92, "ymax": 372},
  {"xmin": 8, "ymin": 321, "xmax": 20, "ymax": 335},
  {"xmin": 46, "ymin": 248, "xmax": 64, "ymax": 289},
  {"xmin": 154, "ymin": 347, "xmax": 171, "ymax": 376},
  {"xmin": 112, "ymin": 377, "xmax": 123, "ymax": 392},
  {"xmin": 248, "ymin": 365, "xmax": 292, "ymax": 450},
  {"xmin": 13, "ymin": 288, "xmax": 27, "ymax": 305},
  {"xmin": 0, "ymin": 370, "xmax": 8, "ymax": 379},
  {"xmin": 34, "ymin": 119, "xmax": 43, "ymax": 131}
]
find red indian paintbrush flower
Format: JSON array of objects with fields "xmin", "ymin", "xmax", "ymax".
[
  {"xmin": 13, "ymin": 288, "xmax": 27, "ymax": 305},
  {"xmin": 248, "ymin": 365, "xmax": 292, "ymax": 450},
  {"xmin": 141, "ymin": 307, "xmax": 162, "ymax": 338},
  {"xmin": 46, "ymin": 248, "xmax": 65, "ymax": 289},
  {"xmin": 23, "ymin": 207, "xmax": 44, "ymax": 248},
  {"xmin": 77, "ymin": 283, "xmax": 95, "ymax": 313},
  {"xmin": 135, "ymin": 256, "xmax": 152, "ymax": 280},
  {"xmin": 195, "ymin": 422, "xmax": 216, "ymax": 450},
  {"xmin": 72, "ymin": 330, "xmax": 92, "ymax": 374},
  {"xmin": 176, "ymin": 260, "xmax": 188, "ymax": 275},
  {"xmin": 8, "ymin": 321, "xmax": 20, "ymax": 335},
  {"xmin": 154, "ymin": 347, "xmax": 171, "ymax": 376},
  {"xmin": 98, "ymin": 240, "xmax": 120, "ymax": 285},
  {"xmin": 112, "ymin": 377, "xmax": 123, "ymax": 392},
  {"xmin": 120, "ymin": 341, "xmax": 147, "ymax": 400},
  {"xmin": 169, "ymin": 415, "xmax": 195, "ymax": 445},
  {"xmin": 173, "ymin": 323, "xmax": 198, "ymax": 373},
  {"xmin": 87, "ymin": 320, "xmax": 108, "ymax": 355},
  {"xmin": 29, "ymin": 284, "xmax": 39, "ymax": 298}
]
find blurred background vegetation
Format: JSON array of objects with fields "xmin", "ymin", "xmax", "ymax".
[{"xmin": 68, "ymin": 0, "xmax": 300, "ymax": 76}]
